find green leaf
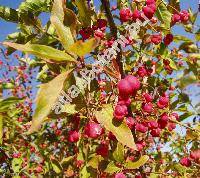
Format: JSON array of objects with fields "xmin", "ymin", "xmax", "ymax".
[
  {"xmin": 188, "ymin": 53, "xmax": 200, "ymax": 60},
  {"xmin": 167, "ymin": 58, "xmax": 177, "ymax": 70},
  {"xmin": 168, "ymin": 0, "xmax": 180, "ymax": 13},
  {"xmin": 156, "ymin": 1, "xmax": 172, "ymax": 30},
  {"xmin": 18, "ymin": 0, "xmax": 51, "ymax": 16},
  {"xmin": 173, "ymin": 35, "xmax": 192, "ymax": 43},
  {"xmin": 195, "ymin": 28, "xmax": 200, "ymax": 41},
  {"xmin": 104, "ymin": 162, "xmax": 121, "ymax": 173},
  {"xmin": 3, "ymin": 42, "xmax": 76, "ymax": 63},
  {"xmin": 0, "ymin": 97, "xmax": 23, "ymax": 112},
  {"xmin": 63, "ymin": 8, "xmax": 78, "ymax": 36},
  {"xmin": 51, "ymin": 16, "xmax": 74, "ymax": 51},
  {"xmin": 80, "ymin": 166, "xmax": 91, "ymax": 178},
  {"xmin": 61, "ymin": 156, "xmax": 74, "ymax": 164},
  {"xmin": 124, "ymin": 155, "xmax": 149, "ymax": 169},
  {"xmin": 61, "ymin": 104, "xmax": 77, "ymax": 114},
  {"xmin": 113, "ymin": 142, "xmax": 124, "ymax": 163},
  {"xmin": 28, "ymin": 70, "xmax": 73, "ymax": 134},
  {"xmin": 51, "ymin": 160, "xmax": 62, "ymax": 174},
  {"xmin": 88, "ymin": 155, "xmax": 104, "ymax": 169},
  {"xmin": 0, "ymin": 6, "xmax": 19, "ymax": 23},
  {"xmin": 179, "ymin": 42, "xmax": 198, "ymax": 53},
  {"xmin": 95, "ymin": 104, "xmax": 137, "ymax": 150},
  {"xmin": 173, "ymin": 163, "xmax": 187, "ymax": 175},
  {"xmin": 12, "ymin": 158, "xmax": 23, "ymax": 173},
  {"xmin": 74, "ymin": 0, "xmax": 92, "ymax": 26},
  {"xmin": 188, "ymin": 8, "xmax": 198, "ymax": 24},
  {"xmin": 51, "ymin": 0, "xmax": 74, "ymax": 51},
  {"xmin": 177, "ymin": 73, "xmax": 198, "ymax": 89},
  {"xmin": 51, "ymin": 0, "xmax": 64, "ymax": 22},
  {"xmin": 68, "ymin": 38, "xmax": 99, "ymax": 57},
  {"xmin": 179, "ymin": 112, "xmax": 194, "ymax": 121},
  {"xmin": 0, "ymin": 82, "xmax": 15, "ymax": 89}
]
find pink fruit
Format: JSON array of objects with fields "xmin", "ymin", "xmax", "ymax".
[
  {"xmin": 151, "ymin": 34, "xmax": 162, "ymax": 45},
  {"xmin": 136, "ymin": 123, "xmax": 148, "ymax": 133},
  {"xmin": 159, "ymin": 96, "xmax": 169, "ymax": 105},
  {"xmin": 142, "ymin": 6, "xmax": 155, "ymax": 19},
  {"xmin": 150, "ymin": 128, "xmax": 161, "ymax": 137},
  {"xmin": 115, "ymin": 173, "xmax": 126, "ymax": 178},
  {"xmin": 180, "ymin": 157, "xmax": 191, "ymax": 167},
  {"xmin": 171, "ymin": 112, "xmax": 179, "ymax": 120},
  {"xmin": 172, "ymin": 14, "xmax": 180, "ymax": 24},
  {"xmin": 148, "ymin": 121, "xmax": 158, "ymax": 130},
  {"xmin": 146, "ymin": 0, "xmax": 156, "ymax": 5},
  {"xmin": 190, "ymin": 149, "xmax": 200, "ymax": 160},
  {"xmin": 118, "ymin": 97, "xmax": 131, "ymax": 106},
  {"xmin": 117, "ymin": 79, "xmax": 133, "ymax": 98},
  {"xmin": 120, "ymin": 8, "xmax": 132, "ymax": 22},
  {"xmin": 137, "ymin": 66, "xmax": 148, "ymax": 77},
  {"xmin": 136, "ymin": 140, "xmax": 146, "ymax": 151},
  {"xmin": 68, "ymin": 130, "xmax": 80, "ymax": 142},
  {"xmin": 96, "ymin": 144, "xmax": 109, "ymax": 157},
  {"xmin": 143, "ymin": 93, "xmax": 153, "ymax": 102},
  {"xmin": 180, "ymin": 10, "xmax": 189, "ymax": 23},
  {"xmin": 163, "ymin": 34, "xmax": 173, "ymax": 46},
  {"xmin": 142, "ymin": 102, "xmax": 153, "ymax": 113},
  {"xmin": 126, "ymin": 117, "xmax": 135, "ymax": 129},
  {"xmin": 125, "ymin": 75, "xmax": 141, "ymax": 91},
  {"xmin": 132, "ymin": 10, "xmax": 140, "ymax": 21},
  {"xmin": 168, "ymin": 122, "xmax": 176, "ymax": 131},
  {"xmin": 114, "ymin": 105, "xmax": 128, "ymax": 121},
  {"xmin": 84, "ymin": 122, "xmax": 103, "ymax": 138}
]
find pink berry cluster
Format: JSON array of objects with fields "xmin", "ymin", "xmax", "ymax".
[
  {"xmin": 171, "ymin": 10, "xmax": 189, "ymax": 25},
  {"xmin": 79, "ymin": 19, "xmax": 107, "ymax": 40},
  {"xmin": 119, "ymin": 0, "xmax": 156, "ymax": 22},
  {"xmin": 180, "ymin": 149, "xmax": 200, "ymax": 167}
]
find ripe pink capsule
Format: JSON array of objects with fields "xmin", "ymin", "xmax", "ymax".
[
  {"xmin": 146, "ymin": 0, "xmax": 156, "ymax": 5},
  {"xmin": 150, "ymin": 128, "xmax": 161, "ymax": 137},
  {"xmin": 96, "ymin": 144, "xmax": 109, "ymax": 157},
  {"xmin": 114, "ymin": 105, "xmax": 128, "ymax": 121},
  {"xmin": 137, "ymin": 66, "xmax": 148, "ymax": 77},
  {"xmin": 142, "ymin": 102, "xmax": 153, "ymax": 113},
  {"xmin": 132, "ymin": 10, "xmax": 141, "ymax": 21},
  {"xmin": 142, "ymin": 6, "xmax": 155, "ymax": 19},
  {"xmin": 190, "ymin": 149, "xmax": 200, "ymax": 160},
  {"xmin": 117, "ymin": 79, "xmax": 133, "ymax": 98},
  {"xmin": 126, "ymin": 117, "xmax": 135, "ymax": 129},
  {"xmin": 135, "ymin": 123, "xmax": 148, "ymax": 133},
  {"xmin": 125, "ymin": 75, "xmax": 141, "ymax": 91},
  {"xmin": 148, "ymin": 121, "xmax": 158, "ymax": 130},
  {"xmin": 168, "ymin": 122, "xmax": 176, "ymax": 131},
  {"xmin": 68, "ymin": 130, "xmax": 80, "ymax": 143},
  {"xmin": 160, "ymin": 113, "xmax": 169, "ymax": 122},
  {"xmin": 115, "ymin": 173, "xmax": 126, "ymax": 178},
  {"xmin": 158, "ymin": 96, "xmax": 169, "ymax": 106},
  {"xmin": 163, "ymin": 34, "xmax": 173, "ymax": 46},
  {"xmin": 143, "ymin": 93, "xmax": 153, "ymax": 102},
  {"xmin": 84, "ymin": 122, "xmax": 103, "ymax": 139},
  {"xmin": 151, "ymin": 34, "xmax": 162, "ymax": 45},
  {"xmin": 172, "ymin": 14, "xmax": 181, "ymax": 24},
  {"xmin": 180, "ymin": 157, "xmax": 191, "ymax": 167},
  {"xmin": 171, "ymin": 112, "xmax": 179, "ymax": 120},
  {"xmin": 180, "ymin": 10, "xmax": 189, "ymax": 23},
  {"xmin": 118, "ymin": 97, "xmax": 131, "ymax": 106},
  {"xmin": 119, "ymin": 8, "xmax": 132, "ymax": 22}
]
